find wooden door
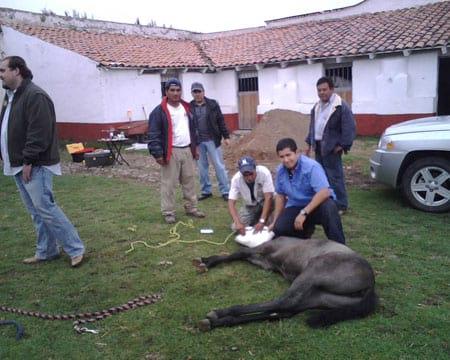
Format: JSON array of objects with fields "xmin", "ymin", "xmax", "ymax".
[{"xmin": 238, "ymin": 91, "xmax": 259, "ymax": 129}]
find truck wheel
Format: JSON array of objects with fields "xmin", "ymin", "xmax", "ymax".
[{"xmin": 401, "ymin": 157, "xmax": 450, "ymax": 213}]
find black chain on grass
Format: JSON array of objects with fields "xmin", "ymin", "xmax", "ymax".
[{"xmin": 0, "ymin": 293, "xmax": 162, "ymax": 334}]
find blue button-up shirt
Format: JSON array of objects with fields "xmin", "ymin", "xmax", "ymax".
[{"xmin": 275, "ymin": 155, "xmax": 335, "ymax": 208}]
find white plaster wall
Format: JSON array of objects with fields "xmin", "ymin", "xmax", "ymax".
[
  {"xmin": 258, "ymin": 63, "xmax": 322, "ymax": 114},
  {"xmin": 101, "ymin": 69, "xmax": 161, "ymax": 122},
  {"xmin": 211, "ymin": 70, "xmax": 238, "ymax": 114},
  {"xmin": 1, "ymin": 27, "xmax": 106, "ymax": 123},
  {"xmin": 352, "ymin": 52, "xmax": 438, "ymax": 114},
  {"xmin": 296, "ymin": 63, "xmax": 323, "ymax": 113}
]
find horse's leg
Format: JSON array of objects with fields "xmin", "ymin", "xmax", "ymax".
[
  {"xmin": 192, "ymin": 247, "xmax": 254, "ymax": 272},
  {"xmin": 209, "ymin": 272, "xmax": 316, "ymax": 321},
  {"xmin": 199, "ymin": 311, "xmax": 294, "ymax": 331}
]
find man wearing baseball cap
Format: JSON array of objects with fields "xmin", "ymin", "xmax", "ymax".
[
  {"xmin": 227, "ymin": 156, "xmax": 274, "ymax": 235},
  {"xmin": 190, "ymin": 82, "xmax": 230, "ymax": 202},
  {"xmin": 148, "ymin": 78, "xmax": 205, "ymax": 224}
]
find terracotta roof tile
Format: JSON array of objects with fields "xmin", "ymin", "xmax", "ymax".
[{"xmin": 3, "ymin": 1, "xmax": 449, "ymax": 68}]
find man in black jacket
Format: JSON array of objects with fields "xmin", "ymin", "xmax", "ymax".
[
  {"xmin": 305, "ymin": 77, "xmax": 356, "ymax": 214},
  {"xmin": 190, "ymin": 82, "xmax": 230, "ymax": 201},
  {"xmin": 0, "ymin": 56, "xmax": 85, "ymax": 267},
  {"xmin": 148, "ymin": 78, "xmax": 205, "ymax": 224}
]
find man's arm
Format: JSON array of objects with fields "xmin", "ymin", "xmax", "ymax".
[
  {"xmin": 213, "ymin": 101, "xmax": 230, "ymax": 142},
  {"xmin": 268, "ymin": 193, "xmax": 286, "ymax": 231},
  {"xmin": 294, "ymin": 188, "xmax": 331, "ymax": 231},
  {"xmin": 22, "ymin": 93, "xmax": 55, "ymax": 166},
  {"xmin": 147, "ymin": 107, "xmax": 165, "ymax": 165},
  {"xmin": 228, "ymin": 199, "xmax": 245, "ymax": 235},
  {"xmin": 339, "ymin": 102, "xmax": 356, "ymax": 153},
  {"xmin": 253, "ymin": 192, "xmax": 273, "ymax": 233}
]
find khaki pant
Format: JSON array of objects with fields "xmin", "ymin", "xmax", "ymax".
[{"xmin": 160, "ymin": 147, "xmax": 198, "ymax": 216}]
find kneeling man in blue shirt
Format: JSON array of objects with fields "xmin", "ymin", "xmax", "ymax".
[{"xmin": 268, "ymin": 138, "xmax": 345, "ymax": 244}]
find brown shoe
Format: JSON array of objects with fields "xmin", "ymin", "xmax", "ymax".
[
  {"xmin": 23, "ymin": 256, "xmax": 45, "ymax": 264},
  {"xmin": 164, "ymin": 214, "xmax": 177, "ymax": 224},
  {"xmin": 23, "ymin": 254, "xmax": 60, "ymax": 264},
  {"xmin": 71, "ymin": 255, "xmax": 84, "ymax": 267},
  {"xmin": 186, "ymin": 209, "xmax": 206, "ymax": 218}
]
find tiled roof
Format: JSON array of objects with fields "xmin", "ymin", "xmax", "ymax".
[
  {"xmin": 202, "ymin": 1, "xmax": 450, "ymax": 67},
  {"xmin": 11, "ymin": 24, "xmax": 208, "ymax": 68},
  {"xmin": 3, "ymin": 1, "xmax": 449, "ymax": 69}
]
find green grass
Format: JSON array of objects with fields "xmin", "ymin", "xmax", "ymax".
[{"xmin": 1, "ymin": 171, "xmax": 449, "ymax": 359}]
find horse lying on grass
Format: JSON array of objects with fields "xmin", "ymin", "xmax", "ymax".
[{"xmin": 193, "ymin": 236, "xmax": 378, "ymax": 331}]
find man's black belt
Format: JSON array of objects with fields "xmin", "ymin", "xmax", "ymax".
[{"xmin": 172, "ymin": 145, "xmax": 191, "ymax": 148}]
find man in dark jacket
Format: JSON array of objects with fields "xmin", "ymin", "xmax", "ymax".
[
  {"xmin": 190, "ymin": 82, "xmax": 230, "ymax": 201},
  {"xmin": 148, "ymin": 78, "xmax": 205, "ymax": 224},
  {"xmin": 305, "ymin": 77, "xmax": 356, "ymax": 213},
  {"xmin": 0, "ymin": 56, "xmax": 85, "ymax": 267}
]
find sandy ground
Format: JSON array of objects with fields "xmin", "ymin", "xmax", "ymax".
[{"xmin": 62, "ymin": 109, "xmax": 376, "ymax": 189}]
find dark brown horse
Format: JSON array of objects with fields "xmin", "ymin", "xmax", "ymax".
[{"xmin": 193, "ymin": 237, "xmax": 377, "ymax": 330}]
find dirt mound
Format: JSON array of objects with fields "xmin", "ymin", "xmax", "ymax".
[{"xmin": 224, "ymin": 109, "xmax": 310, "ymax": 168}]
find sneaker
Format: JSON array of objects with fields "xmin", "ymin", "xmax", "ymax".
[
  {"xmin": 338, "ymin": 208, "xmax": 348, "ymax": 216},
  {"xmin": 23, "ymin": 254, "xmax": 60, "ymax": 264},
  {"xmin": 164, "ymin": 214, "xmax": 177, "ymax": 224},
  {"xmin": 222, "ymin": 194, "xmax": 229, "ymax": 201},
  {"xmin": 186, "ymin": 209, "xmax": 206, "ymax": 218},
  {"xmin": 71, "ymin": 255, "xmax": 84, "ymax": 267},
  {"xmin": 198, "ymin": 193, "xmax": 212, "ymax": 201}
]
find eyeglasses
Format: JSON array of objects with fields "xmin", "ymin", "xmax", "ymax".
[{"xmin": 192, "ymin": 90, "xmax": 203, "ymax": 93}]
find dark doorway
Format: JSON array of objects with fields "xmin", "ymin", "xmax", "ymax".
[{"xmin": 437, "ymin": 57, "xmax": 450, "ymax": 115}]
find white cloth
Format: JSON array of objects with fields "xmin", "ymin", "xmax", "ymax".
[
  {"xmin": 1, "ymin": 90, "xmax": 61, "ymax": 176},
  {"xmin": 167, "ymin": 103, "xmax": 190, "ymax": 147},
  {"xmin": 235, "ymin": 226, "xmax": 275, "ymax": 248},
  {"xmin": 228, "ymin": 165, "xmax": 274, "ymax": 206},
  {"xmin": 314, "ymin": 93, "xmax": 337, "ymax": 141}
]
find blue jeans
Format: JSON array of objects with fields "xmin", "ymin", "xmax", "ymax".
[
  {"xmin": 14, "ymin": 166, "xmax": 85, "ymax": 260},
  {"xmin": 315, "ymin": 149, "xmax": 348, "ymax": 210},
  {"xmin": 198, "ymin": 140, "xmax": 229, "ymax": 195}
]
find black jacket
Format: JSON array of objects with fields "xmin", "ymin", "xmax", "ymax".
[
  {"xmin": 190, "ymin": 97, "xmax": 229, "ymax": 148},
  {"xmin": 147, "ymin": 97, "xmax": 198, "ymax": 162},
  {"xmin": 0, "ymin": 79, "xmax": 60, "ymax": 166},
  {"xmin": 306, "ymin": 94, "xmax": 356, "ymax": 156}
]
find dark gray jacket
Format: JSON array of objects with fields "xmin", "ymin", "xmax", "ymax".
[
  {"xmin": 0, "ymin": 79, "xmax": 60, "ymax": 166},
  {"xmin": 306, "ymin": 95, "xmax": 356, "ymax": 156},
  {"xmin": 190, "ymin": 97, "xmax": 229, "ymax": 148}
]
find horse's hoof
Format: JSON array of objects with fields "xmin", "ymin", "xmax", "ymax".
[
  {"xmin": 192, "ymin": 258, "xmax": 208, "ymax": 273},
  {"xmin": 198, "ymin": 319, "xmax": 211, "ymax": 332},
  {"xmin": 206, "ymin": 310, "xmax": 218, "ymax": 320}
]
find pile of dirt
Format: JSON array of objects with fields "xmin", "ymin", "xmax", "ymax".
[{"xmin": 223, "ymin": 109, "xmax": 310, "ymax": 169}]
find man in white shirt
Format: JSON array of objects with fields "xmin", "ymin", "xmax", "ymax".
[
  {"xmin": 148, "ymin": 78, "xmax": 205, "ymax": 224},
  {"xmin": 228, "ymin": 156, "xmax": 274, "ymax": 235}
]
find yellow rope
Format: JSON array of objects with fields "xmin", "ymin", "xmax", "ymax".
[{"xmin": 125, "ymin": 219, "xmax": 234, "ymax": 254}]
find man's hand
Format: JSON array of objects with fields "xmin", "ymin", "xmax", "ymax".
[
  {"xmin": 305, "ymin": 145, "xmax": 312, "ymax": 157},
  {"xmin": 253, "ymin": 222, "xmax": 265, "ymax": 233},
  {"xmin": 334, "ymin": 145, "xmax": 344, "ymax": 154},
  {"xmin": 155, "ymin": 157, "xmax": 165, "ymax": 166},
  {"xmin": 22, "ymin": 164, "xmax": 32, "ymax": 183},
  {"xmin": 194, "ymin": 147, "xmax": 200, "ymax": 160},
  {"xmin": 294, "ymin": 213, "xmax": 306, "ymax": 231},
  {"xmin": 235, "ymin": 222, "xmax": 246, "ymax": 236},
  {"xmin": 223, "ymin": 138, "xmax": 230, "ymax": 146}
]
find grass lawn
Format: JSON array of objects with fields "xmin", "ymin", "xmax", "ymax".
[{"xmin": 0, "ymin": 160, "xmax": 449, "ymax": 359}]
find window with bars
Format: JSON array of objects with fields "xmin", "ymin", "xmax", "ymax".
[
  {"xmin": 238, "ymin": 71, "xmax": 259, "ymax": 92},
  {"xmin": 325, "ymin": 65, "xmax": 352, "ymax": 89}
]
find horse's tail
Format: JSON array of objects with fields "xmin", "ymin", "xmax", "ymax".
[{"xmin": 306, "ymin": 286, "xmax": 378, "ymax": 328}]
